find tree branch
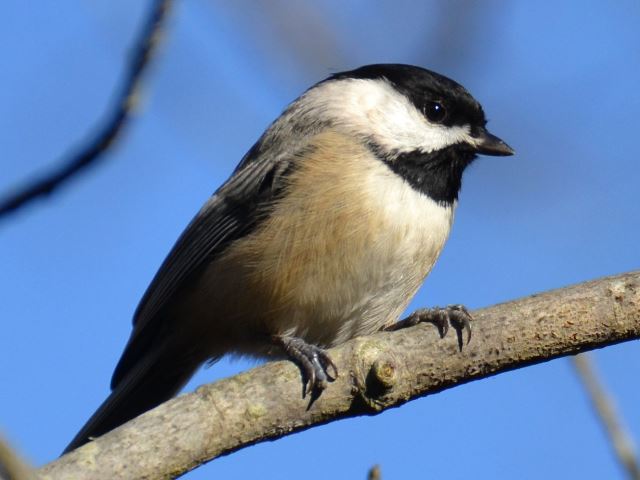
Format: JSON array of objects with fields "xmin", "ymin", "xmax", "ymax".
[
  {"xmin": 40, "ymin": 271, "xmax": 640, "ymax": 480},
  {"xmin": 0, "ymin": 0, "xmax": 173, "ymax": 220},
  {"xmin": 0, "ymin": 434, "xmax": 38, "ymax": 480},
  {"xmin": 573, "ymin": 354, "xmax": 640, "ymax": 479}
]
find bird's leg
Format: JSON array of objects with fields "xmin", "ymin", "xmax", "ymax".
[
  {"xmin": 272, "ymin": 335, "xmax": 338, "ymax": 398},
  {"xmin": 385, "ymin": 304, "xmax": 472, "ymax": 351}
]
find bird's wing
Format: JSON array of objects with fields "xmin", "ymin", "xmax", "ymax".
[{"xmin": 111, "ymin": 146, "xmax": 297, "ymax": 389}]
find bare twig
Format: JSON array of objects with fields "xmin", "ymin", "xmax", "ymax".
[
  {"xmin": 225, "ymin": 1, "xmax": 350, "ymax": 74},
  {"xmin": 0, "ymin": 0, "xmax": 173, "ymax": 219},
  {"xmin": 367, "ymin": 465, "xmax": 381, "ymax": 480},
  {"xmin": 0, "ymin": 434, "xmax": 37, "ymax": 480},
  {"xmin": 39, "ymin": 271, "xmax": 640, "ymax": 480},
  {"xmin": 573, "ymin": 353, "xmax": 640, "ymax": 479}
]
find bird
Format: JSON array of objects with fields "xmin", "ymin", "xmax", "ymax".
[{"xmin": 64, "ymin": 64, "xmax": 513, "ymax": 454}]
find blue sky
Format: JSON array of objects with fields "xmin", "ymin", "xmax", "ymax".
[{"xmin": 1, "ymin": 1, "xmax": 639, "ymax": 479}]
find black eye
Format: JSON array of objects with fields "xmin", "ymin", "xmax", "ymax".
[{"xmin": 424, "ymin": 101, "xmax": 446, "ymax": 123}]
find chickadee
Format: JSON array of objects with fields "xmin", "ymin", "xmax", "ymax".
[{"xmin": 64, "ymin": 64, "xmax": 513, "ymax": 453}]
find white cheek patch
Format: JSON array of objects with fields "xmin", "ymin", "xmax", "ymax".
[{"xmin": 302, "ymin": 78, "xmax": 474, "ymax": 154}]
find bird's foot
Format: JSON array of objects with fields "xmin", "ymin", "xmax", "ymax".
[
  {"xmin": 385, "ymin": 304, "xmax": 472, "ymax": 351},
  {"xmin": 272, "ymin": 335, "xmax": 338, "ymax": 398}
]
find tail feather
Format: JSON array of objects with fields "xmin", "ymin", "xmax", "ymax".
[{"xmin": 63, "ymin": 351, "xmax": 199, "ymax": 455}]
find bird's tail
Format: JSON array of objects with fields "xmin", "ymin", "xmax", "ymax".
[{"xmin": 63, "ymin": 349, "xmax": 199, "ymax": 455}]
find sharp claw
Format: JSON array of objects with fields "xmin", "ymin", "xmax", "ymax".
[
  {"xmin": 392, "ymin": 304, "xmax": 473, "ymax": 350},
  {"xmin": 318, "ymin": 352, "xmax": 338, "ymax": 380},
  {"xmin": 306, "ymin": 364, "xmax": 316, "ymax": 397},
  {"xmin": 450, "ymin": 307, "xmax": 472, "ymax": 351},
  {"xmin": 327, "ymin": 358, "xmax": 339, "ymax": 380},
  {"xmin": 455, "ymin": 327, "xmax": 464, "ymax": 352},
  {"xmin": 440, "ymin": 311, "xmax": 449, "ymax": 338},
  {"xmin": 273, "ymin": 335, "xmax": 337, "ymax": 399}
]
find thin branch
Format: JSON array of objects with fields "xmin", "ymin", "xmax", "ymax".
[
  {"xmin": 573, "ymin": 353, "xmax": 640, "ymax": 479},
  {"xmin": 367, "ymin": 465, "xmax": 381, "ymax": 480},
  {"xmin": 40, "ymin": 271, "xmax": 640, "ymax": 480},
  {"xmin": 0, "ymin": 0, "xmax": 173, "ymax": 220},
  {"xmin": 0, "ymin": 434, "xmax": 38, "ymax": 480}
]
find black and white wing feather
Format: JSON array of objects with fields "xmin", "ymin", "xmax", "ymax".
[{"xmin": 111, "ymin": 147, "xmax": 296, "ymax": 388}]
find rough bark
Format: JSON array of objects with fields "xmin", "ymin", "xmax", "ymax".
[{"xmin": 40, "ymin": 271, "xmax": 640, "ymax": 480}]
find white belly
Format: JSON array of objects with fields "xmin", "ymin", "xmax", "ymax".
[
  {"xmin": 192, "ymin": 131, "xmax": 455, "ymax": 355},
  {"xmin": 277, "ymin": 151, "xmax": 455, "ymax": 346}
]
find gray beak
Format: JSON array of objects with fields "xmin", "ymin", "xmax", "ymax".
[{"xmin": 474, "ymin": 129, "xmax": 515, "ymax": 156}]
